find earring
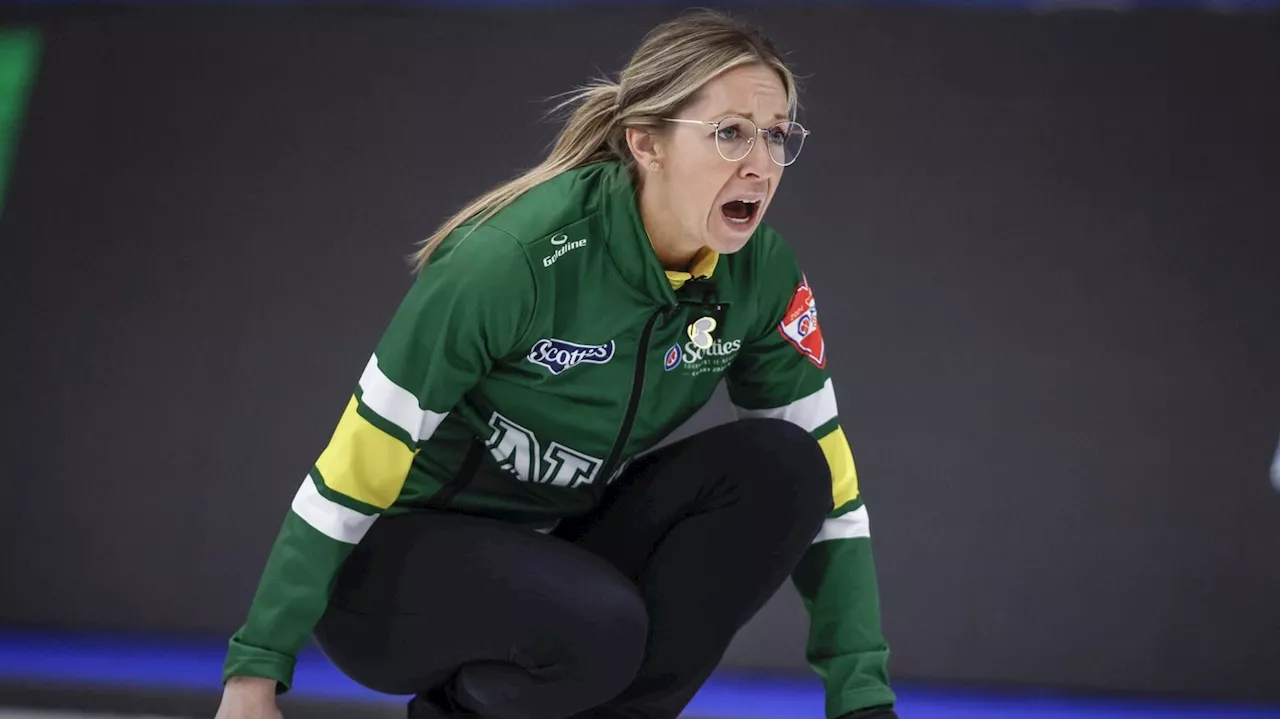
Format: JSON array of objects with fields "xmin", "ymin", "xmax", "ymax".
[{"xmin": 649, "ymin": 160, "xmax": 661, "ymax": 172}]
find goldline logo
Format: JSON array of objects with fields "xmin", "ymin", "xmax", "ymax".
[{"xmin": 543, "ymin": 233, "xmax": 586, "ymax": 267}]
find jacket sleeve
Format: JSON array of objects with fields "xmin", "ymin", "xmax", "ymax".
[
  {"xmin": 222, "ymin": 226, "xmax": 537, "ymax": 691},
  {"xmin": 724, "ymin": 238, "xmax": 895, "ymax": 718}
]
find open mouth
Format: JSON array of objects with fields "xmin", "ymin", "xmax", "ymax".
[{"xmin": 721, "ymin": 199, "xmax": 760, "ymax": 226}]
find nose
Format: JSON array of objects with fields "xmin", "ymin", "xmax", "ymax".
[{"xmin": 737, "ymin": 135, "xmax": 775, "ymax": 179}]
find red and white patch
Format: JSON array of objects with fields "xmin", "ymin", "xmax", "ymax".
[{"xmin": 778, "ymin": 278, "xmax": 826, "ymax": 368}]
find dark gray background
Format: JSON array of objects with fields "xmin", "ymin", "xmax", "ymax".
[{"xmin": 1, "ymin": 4, "xmax": 1278, "ymax": 701}]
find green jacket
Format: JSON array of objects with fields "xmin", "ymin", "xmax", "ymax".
[{"xmin": 224, "ymin": 160, "xmax": 894, "ymax": 717}]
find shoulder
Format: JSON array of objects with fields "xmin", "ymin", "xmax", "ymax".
[
  {"xmin": 429, "ymin": 223, "xmax": 534, "ymax": 282},
  {"xmin": 481, "ymin": 162, "xmax": 618, "ymax": 250},
  {"xmin": 412, "ymin": 162, "xmax": 622, "ymax": 308}
]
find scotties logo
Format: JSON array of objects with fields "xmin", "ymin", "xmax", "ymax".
[
  {"xmin": 681, "ymin": 338, "xmax": 742, "ymax": 367},
  {"xmin": 663, "ymin": 344, "xmax": 682, "ymax": 371},
  {"xmin": 527, "ymin": 338, "xmax": 615, "ymax": 375},
  {"xmin": 666, "ymin": 336, "xmax": 742, "ymax": 376}
]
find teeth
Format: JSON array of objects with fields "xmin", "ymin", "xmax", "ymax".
[{"xmin": 724, "ymin": 198, "xmax": 759, "ymax": 226}]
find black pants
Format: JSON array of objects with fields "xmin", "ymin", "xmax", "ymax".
[{"xmin": 313, "ymin": 418, "xmax": 832, "ymax": 719}]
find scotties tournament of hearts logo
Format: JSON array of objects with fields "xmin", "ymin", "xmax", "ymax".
[{"xmin": 778, "ymin": 278, "xmax": 826, "ymax": 368}]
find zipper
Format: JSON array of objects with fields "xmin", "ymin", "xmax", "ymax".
[{"xmin": 600, "ymin": 305, "xmax": 673, "ymax": 483}]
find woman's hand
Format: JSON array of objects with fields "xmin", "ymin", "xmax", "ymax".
[{"xmin": 213, "ymin": 676, "xmax": 282, "ymax": 719}]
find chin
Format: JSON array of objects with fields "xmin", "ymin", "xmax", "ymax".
[
  {"xmin": 706, "ymin": 205, "xmax": 765, "ymax": 254},
  {"xmin": 707, "ymin": 215, "xmax": 763, "ymax": 254},
  {"xmin": 707, "ymin": 234, "xmax": 753, "ymax": 255}
]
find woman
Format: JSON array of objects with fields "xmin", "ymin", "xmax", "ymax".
[{"xmin": 216, "ymin": 10, "xmax": 896, "ymax": 719}]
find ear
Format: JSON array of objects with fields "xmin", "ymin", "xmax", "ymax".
[{"xmin": 625, "ymin": 127, "xmax": 663, "ymax": 170}]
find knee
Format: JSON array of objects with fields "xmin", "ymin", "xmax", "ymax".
[
  {"xmin": 728, "ymin": 418, "xmax": 834, "ymax": 521},
  {"xmin": 571, "ymin": 576, "xmax": 649, "ymax": 681},
  {"xmin": 538, "ymin": 561, "xmax": 648, "ymax": 694},
  {"xmin": 448, "ymin": 575, "xmax": 649, "ymax": 719}
]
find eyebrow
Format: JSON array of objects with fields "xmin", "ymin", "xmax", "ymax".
[{"xmin": 712, "ymin": 110, "xmax": 791, "ymax": 123}]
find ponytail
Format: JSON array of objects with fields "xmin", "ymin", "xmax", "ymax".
[
  {"xmin": 408, "ymin": 9, "xmax": 801, "ymax": 273},
  {"xmin": 409, "ymin": 81, "xmax": 623, "ymax": 272}
]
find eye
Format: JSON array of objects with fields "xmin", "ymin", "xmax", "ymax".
[
  {"xmin": 716, "ymin": 126, "xmax": 741, "ymax": 142},
  {"xmin": 766, "ymin": 125, "xmax": 791, "ymax": 145}
]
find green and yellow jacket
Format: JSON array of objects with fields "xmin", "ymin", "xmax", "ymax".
[{"xmin": 225, "ymin": 159, "xmax": 894, "ymax": 717}]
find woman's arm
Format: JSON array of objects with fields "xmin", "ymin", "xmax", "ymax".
[
  {"xmin": 221, "ymin": 226, "xmax": 538, "ymax": 692},
  {"xmin": 725, "ymin": 236, "xmax": 895, "ymax": 718}
]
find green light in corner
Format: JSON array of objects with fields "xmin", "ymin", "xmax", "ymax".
[{"xmin": 0, "ymin": 27, "xmax": 42, "ymax": 224}]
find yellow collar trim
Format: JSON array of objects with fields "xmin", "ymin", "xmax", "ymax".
[{"xmin": 665, "ymin": 248, "xmax": 720, "ymax": 291}]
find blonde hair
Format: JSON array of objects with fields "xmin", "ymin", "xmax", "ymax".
[{"xmin": 409, "ymin": 9, "xmax": 799, "ymax": 272}]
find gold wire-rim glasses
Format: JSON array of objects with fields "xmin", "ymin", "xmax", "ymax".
[{"xmin": 663, "ymin": 116, "xmax": 811, "ymax": 167}]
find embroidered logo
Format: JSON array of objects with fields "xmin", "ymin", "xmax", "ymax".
[
  {"xmin": 542, "ymin": 233, "xmax": 587, "ymax": 267},
  {"xmin": 679, "ymin": 337, "xmax": 741, "ymax": 374},
  {"xmin": 527, "ymin": 338, "xmax": 615, "ymax": 375},
  {"xmin": 485, "ymin": 411, "xmax": 603, "ymax": 487},
  {"xmin": 779, "ymin": 277, "xmax": 826, "ymax": 368},
  {"xmin": 686, "ymin": 316, "xmax": 717, "ymax": 350},
  {"xmin": 663, "ymin": 344, "xmax": 682, "ymax": 371}
]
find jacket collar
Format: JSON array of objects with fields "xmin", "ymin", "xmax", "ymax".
[
  {"xmin": 601, "ymin": 161, "xmax": 720, "ymax": 305},
  {"xmin": 665, "ymin": 247, "xmax": 719, "ymax": 291}
]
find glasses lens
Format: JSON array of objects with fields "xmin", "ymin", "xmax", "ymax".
[
  {"xmin": 766, "ymin": 121, "xmax": 807, "ymax": 166},
  {"xmin": 714, "ymin": 116, "xmax": 755, "ymax": 161}
]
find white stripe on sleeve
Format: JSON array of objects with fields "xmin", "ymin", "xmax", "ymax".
[
  {"xmin": 358, "ymin": 354, "xmax": 448, "ymax": 443},
  {"xmin": 291, "ymin": 475, "xmax": 378, "ymax": 544},
  {"xmin": 733, "ymin": 377, "xmax": 838, "ymax": 433},
  {"xmin": 812, "ymin": 506, "xmax": 870, "ymax": 543}
]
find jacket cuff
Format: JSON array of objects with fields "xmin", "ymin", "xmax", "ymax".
[
  {"xmin": 837, "ymin": 705, "xmax": 897, "ymax": 719},
  {"xmin": 223, "ymin": 637, "xmax": 297, "ymax": 693},
  {"xmin": 830, "ymin": 687, "xmax": 898, "ymax": 719}
]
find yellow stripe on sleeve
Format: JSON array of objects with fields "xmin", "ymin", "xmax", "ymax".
[
  {"xmin": 314, "ymin": 395, "xmax": 415, "ymax": 509},
  {"xmin": 817, "ymin": 425, "xmax": 860, "ymax": 507}
]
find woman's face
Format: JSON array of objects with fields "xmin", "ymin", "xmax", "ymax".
[{"xmin": 649, "ymin": 64, "xmax": 792, "ymax": 256}]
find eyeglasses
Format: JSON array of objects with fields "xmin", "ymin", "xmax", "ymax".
[{"xmin": 664, "ymin": 115, "xmax": 811, "ymax": 167}]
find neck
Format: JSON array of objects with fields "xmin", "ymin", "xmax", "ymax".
[{"xmin": 638, "ymin": 179, "xmax": 703, "ymax": 271}]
